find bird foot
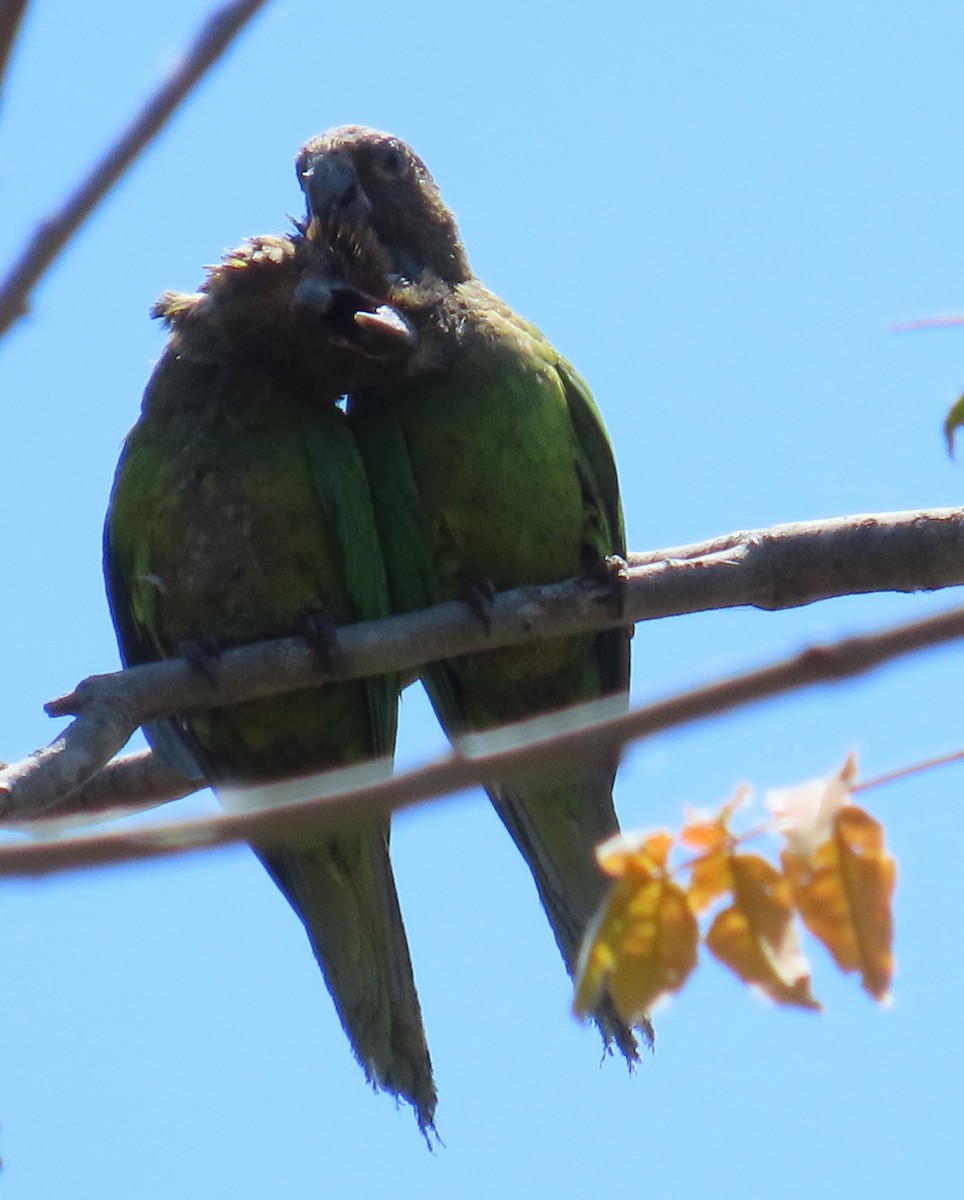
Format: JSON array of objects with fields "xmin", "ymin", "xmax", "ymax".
[
  {"xmin": 583, "ymin": 553, "xmax": 629, "ymax": 619},
  {"xmin": 458, "ymin": 579, "xmax": 497, "ymax": 634},
  {"xmin": 178, "ymin": 637, "xmax": 221, "ymax": 688},
  {"xmin": 300, "ymin": 608, "xmax": 342, "ymax": 671}
]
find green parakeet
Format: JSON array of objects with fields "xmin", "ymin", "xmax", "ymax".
[
  {"xmin": 103, "ymin": 230, "xmax": 436, "ymax": 1132},
  {"xmin": 295, "ymin": 127, "xmax": 641, "ymax": 1060}
]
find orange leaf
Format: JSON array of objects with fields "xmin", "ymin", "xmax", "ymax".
[
  {"xmin": 681, "ymin": 791, "xmax": 748, "ymax": 913},
  {"xmin": 575, "ymin": 856, "xmax": 698, "ymax": 1026},
  {"xmin": 595, "ymin": 829, "xmax": 674, "ymax": 877},
  {"xmin": 704, "ymin": 853, "xmax": 821, "ymax": 1010},
  {"xmin": 680, "ymin": 789, "xmax": 745, "ymax": 852},
  {"xmin": 782, "ymin": 804, "xmax": 897, "ymax": 1001},
  {"xmin": 687, "ymin": 847, "xmax": 732, "ymax": 914}
]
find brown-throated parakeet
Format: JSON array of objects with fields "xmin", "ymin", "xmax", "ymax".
[
  {"xmin": 295, "ymin": 126, "xmax": 641, "ymax": 1060},
  {"xmin": 103, "ymin": 229, "xmax": 436, "ymax": 1132}
]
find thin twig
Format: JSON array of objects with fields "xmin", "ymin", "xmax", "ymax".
[
  {"xmin": 0, "ymin": 0, "xmax": 269, "ymax": 338},
  {"xmin": 2, "ymin": 599, "xmax": 964, "ymax": 878},
  {"xmin": 854, "ymin": 749, "xmax": 964, "ymax": 795},
  {"xmin": 890, "ymin": 315, "xmax": 964, "ymax": 333}
]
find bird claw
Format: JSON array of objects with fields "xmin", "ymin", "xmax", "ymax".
[
  {"xmin": 584, "ymin": 554, "xmax": 629, "ymax": 619},
  {"xmin": 458, "ymin": 579, "xmax": 496, "ymax": 634},
  {"xmin": 301, "ymin": 608, "xmax": 341, "ymax": 670},
  {"xmin": 179, "ymin": 637, "xmax": 221, "ymax": 688}
]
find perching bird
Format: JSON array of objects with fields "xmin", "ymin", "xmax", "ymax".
[
  {"xmin": 103, "ymin": 230, "xmax": 436, "ymax": 1133},
  {"xmin": 295, "ymin": 126, "xmax": 641, "ymax": 1060}
]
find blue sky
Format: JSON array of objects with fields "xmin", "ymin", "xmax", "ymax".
[{"xmin": 2, "ymin": 1, "xmax": 963, "ymax": 1195}]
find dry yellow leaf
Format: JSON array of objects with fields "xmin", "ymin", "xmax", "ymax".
[
  {"xmin": 575, "ymin": 838, "xmax": 698, "ymax": 1026},
  {"xmin": 682, "ymin": 790, "xmax": 747, "ymax": 912},
  {"xmin": 687, "ymin": 847, "xmax": 732, "ymax": 914},
  {"xmin": 782, "ymin": 804, "xmax": 896, "ymax": 1001},
  {"xmin": 680, "ymin": 791, "xmax": 744, "ymax": 852},
  {"xmin": 704, "ymin": 853, "xmax": 821, "ymax": 1010},
  {"xmin": 595, "ymin": 829, "xmax": 674, "ymax": 877}
]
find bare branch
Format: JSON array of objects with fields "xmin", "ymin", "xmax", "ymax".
[
  {"xmin": 41, "ymin": 750, "xmax": 199, "ymax": 821},
  {"xmin": 2, "ymin": 506, "xmax": 964, "ymax": 821},
  {"xmin": 0, "ymin": 0, "xmax": 269, "ymax": 338},
  {"xmin": 2, "ymin": 598, "xmax": 963, "ymax": 878},
  {"xmin": 625, "ymin": 506, "xmax": 964, "ymax": 605},
  {"xmin": 0, "ymin": 0, "xmax": 29, "ymax": 102}
]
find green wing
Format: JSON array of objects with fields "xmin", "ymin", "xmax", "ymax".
[
  {"xmin": 557, "ymin": 357, "xmax": 630, "ymax": 699},
  {"xmin": 104, "ymin": 335, "xmax": 436, "ymax": 1133},
  {"xmin": 103, "ymin": 371, "xmax": 213, "ymax": 780},
  {"xmin": 352, "ymin": 302, "xmax": 638, "ymax": 1060},
  {"xmin": 299, "ymin": 404, "xmax": 400, "ymax": 756},
  {"xmin": 347, "ymin": 392, "xmax": 444, "ymax": 615},
  {"xmin": 558, "ymin": 358, "xmax": 626, "ymax": 557}
]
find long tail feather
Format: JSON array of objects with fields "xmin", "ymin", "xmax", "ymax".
[
  {"xmin": 489, "ymin": 770, "xmax": 644, "ymax": 1062},
  {"xmin": 257, "ymin": 826, "xmax": 437, "ymax": 1135}
]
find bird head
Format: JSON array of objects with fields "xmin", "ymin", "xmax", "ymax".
[{"xmin": 295, "ymin": 126, "xmax": 471, "ymax": 286}]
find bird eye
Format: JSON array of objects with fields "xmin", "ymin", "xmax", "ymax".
[{"xmin": 373, "ymin": 145, "xmax": 407, "ymax": 180}]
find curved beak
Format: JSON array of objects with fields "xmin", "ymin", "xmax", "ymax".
[{"xmin": 299, "ymin": 151, "xmax": 373, "ymax": 225}]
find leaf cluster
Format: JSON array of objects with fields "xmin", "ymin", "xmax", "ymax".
[{"xmin": 575, "ymin": 756, "xmax": 897, "ymax": 1023}]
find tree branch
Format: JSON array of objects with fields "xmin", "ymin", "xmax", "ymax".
[
  {"xmin": 2, "ymin": 597, "xmax": 963, "ymax": 878},
  {"xmin": 0, "ymin": 0, "xmax": 29, "ymax": 104},
  {"xmin": 624, "ymin": 505, "xmax": 964, "ymax": 603},
  {"xmin": 3, "ymin": 506, "xmax": 964, "ymax": 823},
  {"xmin": 0, "ymin": 0, "xmax": 269, "ymax": 338},
  {"xmin": 38, "ymin": 750, "xmax": 201, "ymax": 822}
]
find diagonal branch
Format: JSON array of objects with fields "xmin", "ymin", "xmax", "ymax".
[
  {"xmin": 0, "ymin": 0, "xmax": 269, "ymax": 338},
  {"xmin": 2, "ymin": 598, "xmax": 964, "ymax": 878},
  {"xmin": 0, "ymin": 0, "xmax": 29, "ymax": 104},
  {"xmin": 29, "ymin": 750, "xmax": 201, "ymax": 823}
]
